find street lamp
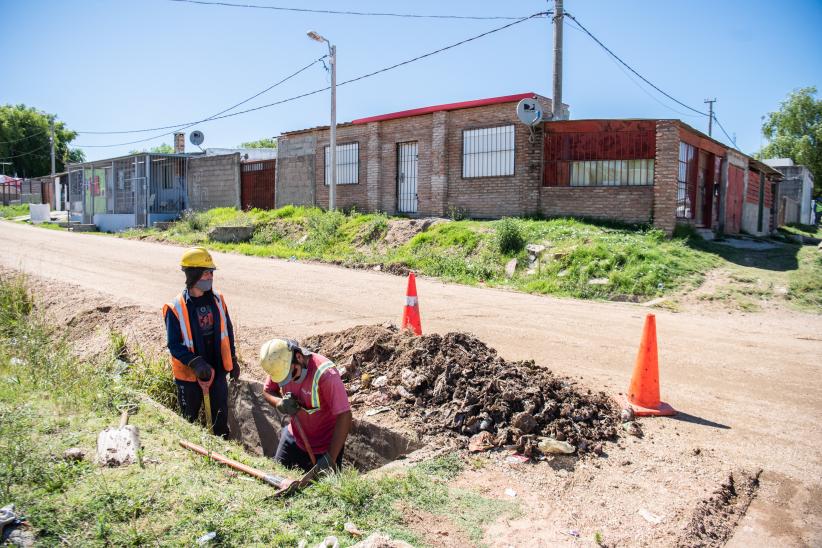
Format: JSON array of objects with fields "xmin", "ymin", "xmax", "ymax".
[{"xmin": 308, "ymin": 30, "xmax": 336, "ymax": 211}]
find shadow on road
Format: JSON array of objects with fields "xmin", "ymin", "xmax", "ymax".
[
  {"xmin": 670, "ymin": 411, "xmax": 731, "ymax": 430},
  {"xmin": 688, "ymin": 237, "xmax": 800, "ymax": 272}
]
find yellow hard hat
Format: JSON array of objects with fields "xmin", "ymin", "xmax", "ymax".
[
  {"xmin": 180, "ymin": 247, "xmax": 217, "ymax": 269},
  {"xmin": 259, "ymin": 339, "xmax": 294, "ymax": 384}
]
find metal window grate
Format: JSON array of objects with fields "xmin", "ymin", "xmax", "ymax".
[
  {"xmin": 324, "ymin": 142, "xmax": 359, "ymax": 185},
  {"xmin": 570, "ymin": 159, "xmax": 654, "ymax": 186},
  {"xmin": 677, "ymin": 142, "xmax": 696, "ymax": 218},
  {"xmin": 462, "ymin": 125, "xmax": 515, "ymax": 178}
]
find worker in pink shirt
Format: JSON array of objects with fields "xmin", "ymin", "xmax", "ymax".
[{"xmin": 260, "ymin": 338, "xmax": 352, "ymax": 473}]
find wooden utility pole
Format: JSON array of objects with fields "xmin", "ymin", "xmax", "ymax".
[
  {"xmin": 552, "ymin": 0, "xmax": 564, "ymax": 120},
  {"xmin": 704, "ymin": 98, "xmax": 716, "ymax": 137}
]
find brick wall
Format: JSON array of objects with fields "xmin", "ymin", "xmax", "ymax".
[
  {"xmin": 376, "ymin": 114, "xmax": 434, "ymax": 214},
  {"xmin": 313, "ymin": 124, "xmax": 370, "ymax": 211},
  {"xmin": 540, "ymin": 186, "xmax": 654, "ymax": 223},
  {"xmin": 652, "ymin": 121, "xmax": 679, "ymax": 234},
  {"xmin": 187, "ymin": 153, "xmax": 240, "ymax": 211}
]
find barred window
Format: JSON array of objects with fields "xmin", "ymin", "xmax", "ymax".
[
  {"xmin": 677, "ymin": 142, "xmax": 696, "ymax": 218},
  {"xmin": 324, "ymin": 142, "xmax": 359, "ymax": 185},
  {"xmin": 570, "ymin": 159, "xmax": 654, "ymax": 186},
  {"xmin": 463, "ymin": 125, "xmax": 515, "ymax": 178}
]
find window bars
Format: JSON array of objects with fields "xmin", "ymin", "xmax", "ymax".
[{"xmin": 462, "ymin": 125, "xmax": 515, "ymax": 178}]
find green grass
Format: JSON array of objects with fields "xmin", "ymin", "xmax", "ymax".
[
  {"xmin": 787, "ymin": 246, "xmax": 822, "ymax": 310},
  {"xmin": 118, "ymin": 207, "xmax": 723, "ymax": 302},
  {"xmin": 778, "ymin": 223, "xmax": 822, "ymax": 239},
  {"xmin": 0, "ymin": 275, "xmax": 512, "ymax": 546},
  {"xmin": 0, "ymin": 203, "xmax": 30, "ymax": 218}
]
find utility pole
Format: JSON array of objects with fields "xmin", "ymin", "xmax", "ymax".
[
  {"xmin": 329, "ymin": 43, "xmax": 337, "ymax": 211},
  {"xmin": 704, "ymin": 98, "xmax": 716, "ymax": 137},
  {"xmin": 50, "ymin": 118, "xmax": 56, "ymax": 176},
  {"xmin": 552, "ymin": 0, "xmax": 564, "ymax": 121}
]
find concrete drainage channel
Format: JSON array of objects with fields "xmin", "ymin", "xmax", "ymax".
[{"xmin": 227, "ymin": 378, "xmax": 423, "ymax": 472}]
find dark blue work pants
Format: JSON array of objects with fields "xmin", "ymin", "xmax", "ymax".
[{"xmin": 175, "ymin": 372, "xmax": 229, "ymax": 439}]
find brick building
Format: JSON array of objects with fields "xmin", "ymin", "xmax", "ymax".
[{"xmin": 275, "ymin": 92, "xmax": 780, "ymax": 235}]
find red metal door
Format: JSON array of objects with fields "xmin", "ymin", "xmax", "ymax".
[
  {"xmin": 725, "ymin": 166, "xmax": 744, "ymax": 234},
  {"xmin": 240, "ymin": 160, "xmax": 276, "ymax": 210}
]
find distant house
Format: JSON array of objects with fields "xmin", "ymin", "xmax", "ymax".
[
  {"xmin": 763, "ymin": 158, "xmax": 816, "ymax": 226},
  {"xmin": 274, "ymin": 92, "xmax": 780, "ymax": 235}
]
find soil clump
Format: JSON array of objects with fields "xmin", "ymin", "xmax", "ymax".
[
  {"xmin": 677, "ymin": 469, "xmax": 762, "ymax": 547},
  {"xmin": 303, "ymin": 324, "xmax": 619, "ymax": 456}
]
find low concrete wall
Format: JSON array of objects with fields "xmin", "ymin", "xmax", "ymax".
[
  {"xmin": 741, "ymin": 202, "xmax": 768, "ymax": 236},
  {"xmin": 93, "ymin": 213, "xmax": 136, "ymax": 232}
]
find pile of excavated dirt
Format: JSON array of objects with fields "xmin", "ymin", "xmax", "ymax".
[
  {"xmin": 678, "ymin": 470, "xmax": 762, "ymax": 548},
  {"xmin": 303, "ymin": 324, "xmax": 619, "ymax": 456}
]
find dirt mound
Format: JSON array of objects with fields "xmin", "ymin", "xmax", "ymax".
[
  {"xmin": 384, "ymin": 218, "xmax": 445, "ymax": 247},
  {"xmin": 303, "ymin": 324, "xmax": 619, "ymax": 456},
  {"xmin": 678, "ymin": 469, "xmax": 762, "ymax": 547}
]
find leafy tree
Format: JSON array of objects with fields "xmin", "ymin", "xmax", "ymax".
[
  {"xmin": 128, "ymin": 143, "xmax": 175, "ymax": 154},
  {"xmin": 239, "ymin": 137, "xmax": 277, "ymax": 149},
  {"xmin": 0, "ymin": 104, "xmax": 80, "ymax": 177},
  {"xmin": 759, "ymin": 87, "xmax": 822, "ymax": 195}
]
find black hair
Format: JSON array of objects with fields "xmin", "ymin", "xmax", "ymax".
[{"xmin": 183, "ymin": 267, "xmax": 207, "ymax": 289}]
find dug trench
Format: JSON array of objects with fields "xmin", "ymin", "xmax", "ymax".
[{"xmin": 12, "ymin": 268, "xmax": 765, "ymax": 544}]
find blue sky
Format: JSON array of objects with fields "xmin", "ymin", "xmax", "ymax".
[{"xmin": 3, "ymin": 0, "xmax": 820, "ymax": 161}]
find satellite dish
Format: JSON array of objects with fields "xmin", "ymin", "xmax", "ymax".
[
  {"xmin": 516, "ymin": 98, "xmax": 544, "ymax": 126},
  {"xmin": 190, "ymin": 131, "xmax": 205, "ymax": 146}
]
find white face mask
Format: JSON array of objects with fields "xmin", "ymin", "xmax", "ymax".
[{"xmin": 194, "ymin": 279, "xmax": 213, "ymax": 292}]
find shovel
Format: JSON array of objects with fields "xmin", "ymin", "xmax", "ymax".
[
  {"xmin": 96, "ymin": 405, "xmax": 140, "ymax": 466},
  {"xmin": 179, "ymin": 440, "xmax": 319, "ymax": 497},
  {"xmin": 198, "ymin": 368, "xmax": 216, "ymax": 433}
]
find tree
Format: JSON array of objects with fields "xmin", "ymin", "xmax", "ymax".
[
  {"xmin": 128, "ymin": 143, "xmax": 175, "ymax": 155},
  {"xmin": 239, "ymin": 137, "xmax": 277, "ymax": 149},
  {"xmin": 0, "ymin": 104, "xmax": 81, "ymax": 177},
  {"xmin": 759, "ymin": 87, "xmax": 822, "ymax": 195}
]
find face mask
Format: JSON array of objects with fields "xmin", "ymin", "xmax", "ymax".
[{"xmin": 194, "ymin": 279, "xmax": 213, "ymax": 292}]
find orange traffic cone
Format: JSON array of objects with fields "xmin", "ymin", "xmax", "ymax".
[
  {"xmin": 624, "ymin": 314, "xmax": 676, "ymax": 417},
  {"xmin": 401, "ymin": 272, "xmax": 422, "ymax": 335}
]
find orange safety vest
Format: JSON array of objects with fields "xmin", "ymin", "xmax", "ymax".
[{"xmin": 162, "ymin": 290, "xmax": 234, "ymax": 382}]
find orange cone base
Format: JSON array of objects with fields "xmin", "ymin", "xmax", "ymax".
[{"xmin": 623, "ymin": 395, "xmax": 677, "ymax": 417}]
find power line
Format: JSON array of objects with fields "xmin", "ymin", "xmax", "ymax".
[
  {"xmin": 75, "ymin": 11, "xmax": 547, "ymax": 148},
  {"xmin": 78, "ymin": 56, "xmax": 327, "ymax": 135},
  {"xmin": 712, "ymin": 113, "xmax": 738, "ymax": 147},
  {"xmin": 167, "ymin": 0, "xmax": 532, "ymax": 20},
  {"xmin": 563, "ymin": 12, "xmax": 709, "ymax": 117},
  {"xmin": 0, "ymin": 129, "xmax": 50, "ymax": 145},
  {"xmin": 0, "ymin": 142, "xmax": 52, "ymax": 160}
]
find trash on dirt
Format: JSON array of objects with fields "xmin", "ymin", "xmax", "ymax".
[
  {"xmin": 365, "ymin": 406, "xmax": 392, "ymax": 417},
  {"xmin": 505, "ymin": 453, "xmax": 530, "ymax": 464},
  {"xmin": 344, "ymin": 522, "xmax": 364, "ymax": 537},
  {"xmin": 317, "ymin": 536, "xmax": 340, "ymax": 548},
  {"xmin": 62, "ymin": 447, "xmax": 86, "ymax": 461},
  {"xmin": 639, "ymin": 508, "xmax": 663, "ymax": 524},
  {"xmin": 620, "ymin": 407, "xmax": 635, "ymax": 422},
  {"xmin": 304, "ymin": 325, "xmax": 619, "ymax": 455},
  {"xmin": 504, "ymin": 258, "xmax": 518, "ymax": 278},
  {"xmin": 623, "ymin": 421, "xmax": 643, "ymax": 438},
  {"xmin": 564, "ymin": 529, "xmax": 580, "ymax": 538},
  {"xmin": 468, "ymin": 431, "xmax": 495, "ymax": 452},
  {"xmin": 351, "ymin": 533, "xmax": 413, "ymax": 548},
  {"xmin": 196, "ymin": 531, "xmax": 217, "ymax": 545},
  {"xmin": 504, "ymin": 488, "xmax": 517, "ymax": 498},
  {"xmin": 537, "ymin": 437, "xmax": 576, "ymax": 454}
]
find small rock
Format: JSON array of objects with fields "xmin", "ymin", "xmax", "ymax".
[
  {"xmin": 63, "ymin": 447, "xmax": 86, "ymax": 461},
  {"xmin": 623, "ymin": 421, "xmax": 643, "ymax": 437},
  {"xmin": 372, "ymin": 375, "xmax": 388, "ymax": 388},
  {"xmin": 394, "ymin": 386, "xmax": 414, "ymax": 401},
  {"xmin": 504, "ymin": 258, "xmax": 518, "ymax": 278},
  {"xmin": 317, "ymin": 536, "xmax": 340, "ymax": 548},
  {"xmin": 344, "ymin": 522, "xmax": 363, "ymax": 538},
  {"xmin": 468, "ymin": 431, "xmax": 495, "ymax": 452},
  {"xmin": 693, "ymin": 447, "xmax": 702, "ymax": 456},
  {"xmin": 511, "ymin": 412, "xmax": 537, "ymax": 434},
  {"xmin": 557, "ymin": 269, "xmax": 569, "ymax": 277},
  {"xmin": 537, "ymin": 437, "xmax": 575, "ymax": 454},
  {"xmin": 372, "ymin": 264, "xmax": 382, "ymax": 272},
  {"xmin": 350, "ymin": 533, "xmax": 413, "ymax": 548},
  {"xmin": 526, "ymin": 243, "xmax": 546, "ymax": 256},
  {"xmin": 638, "ymin": 508, "xmax": 663, "ymax": 524},
  {"xmin": 504, "ymin": 488, "xmax": 517, "ymax": 498},
  {"xmin": 620, "ymin": 407, "xmax": 635, "ymax": 422},
  {"xmin": 197, "ymin": 532, "xmax": 217, "ymax": 545},
  {"xmin": 621, "ymin": 459, "xmax": 632, "ymax": 466}
]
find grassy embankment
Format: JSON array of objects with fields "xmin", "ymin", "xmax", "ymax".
[
  {"xmin": 0, "ymin": 204, "xmax": 29, "ymax": 219},
  {"xmin": 0, "ymin": 275, "xmax": 510, "ymax": 546},
  {"xmin": 122, "ymin": 206, "xmax": 718, "ymax": 302}
]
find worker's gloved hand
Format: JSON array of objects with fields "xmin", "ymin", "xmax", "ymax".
[
  {"xmin": 229, "ymin": 356, "xmax": 241, "ymax": 380},
  {"xmin": 316, "ymin": 453, "xmax": 336, "ymax": 473},
  {"xmin": 276, "ymin": 394, "xmax": 300, "ymax": 416},
  {"xmin": 188, "ymin": 356, "xmax": 213, "ymax": 381}
]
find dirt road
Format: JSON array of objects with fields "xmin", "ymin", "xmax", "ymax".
[{"xmin": 2, "ymin": 221, "xmax": 820, "ymax": 545}]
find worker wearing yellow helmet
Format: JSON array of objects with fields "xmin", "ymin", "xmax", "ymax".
[
  {"xmin": 261, "ymin": 338, "xmax": 352, "ymax": 473},
  {"xmin": 162, "ymin": 247, "xmax": 240, "ymax": 439}
]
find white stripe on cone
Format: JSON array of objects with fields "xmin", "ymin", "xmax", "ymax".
[{"xmin": 406, "ymin": 296, "xmax": 418, "ymax": 307}]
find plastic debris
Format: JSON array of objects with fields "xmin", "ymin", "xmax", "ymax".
[
  {"xmin": 196, "ymin": 532, "xmax": 217, "ymax": 545},
  {"xmin": 504, "ymin": 488, "xmax": 517, "ymax": 498},
  {"xmin": 505, "ymin": 453, "xmax": 530, "ymax": 464},
  {"xmin": 365, "ymin": 406, "xmax": 391, "ymax": 417},
  {"xmin": 372, "ymin": 375, "xmax": 388, "ymax": 388},
  {"xmin": 639, "ymin": 508, "xmax": 663, "ymax": 524},
  {"xmin": 344, "ymin": 522, "xmax": 363, "ymax": 537},
  {"xmin": 537, "ymin": 437, "xmax": 576, "ymax": 454}
]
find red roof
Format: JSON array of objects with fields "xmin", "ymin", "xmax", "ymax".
[{"xmin": 351, "ymin": 92, "xmax": 537, "ymax": 125}]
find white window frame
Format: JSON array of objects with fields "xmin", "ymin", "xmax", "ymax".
[
  {"xmin": 462, "ymin": 124, "xmax": 515, "ymax": 178},
  {"xmin": 324, "ymin": 142, "xmax": 359, "ymax": 185}
]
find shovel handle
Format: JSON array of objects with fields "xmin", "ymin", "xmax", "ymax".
[
  {"xmin": 118, "ymin": 410, "xmax": 129, "ymax": 428},
  {"xmin": 292, "ymin": 414, "xmax": 316, "ymax": 466}
]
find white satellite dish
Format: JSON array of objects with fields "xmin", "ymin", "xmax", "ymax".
[
  {"xmin": 190, "ymin": 130, "xmax": 205, "ymax": 146},
  {"xmin": 516, "ymin": 98, "xmax": 544, "ymax": 126}
]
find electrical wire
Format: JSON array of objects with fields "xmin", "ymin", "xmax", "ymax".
[
  {"xmin": 167, "ymin": 0, "xmax": 533, "ymax": 20},
  {"xmin": 74, "ymin": 11, "xmax": 548, "ymax": 148},
  {"xmin": 563, "ymin": 12, "xmax": 709, "ymax": 117},
  {"xmin": 0, "ymin": 129, "xmax": 50, "ymax": 145},
  {"xmin": 712, "ymin": 114, "xmax": 738, "ymax": 147},
  {"xmin": 78, "ymin": 56, "xmax": 327, "ymax": 135},
  {"xmin": 0, "ymin": 142, "xmax": 52, "ymax": 160}
]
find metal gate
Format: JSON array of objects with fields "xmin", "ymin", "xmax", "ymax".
[
  {"xmin": 397, "ymin": 142, "xmax": 418, "ymax": 214},
  {"xmin": 241, "ymin": 160, "xmax": 276, "ymax": 210}
]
